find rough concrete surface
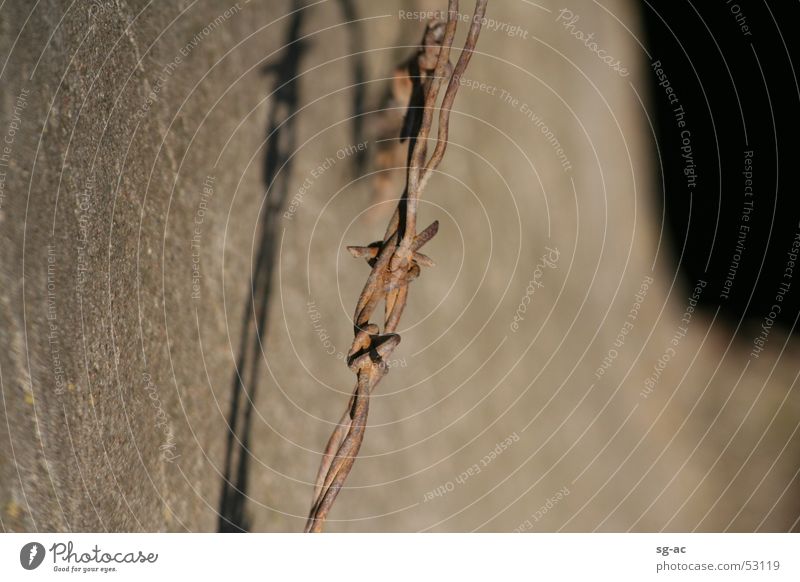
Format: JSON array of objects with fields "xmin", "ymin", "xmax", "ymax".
[{"xmin": 0, "ymin": 0, "xmax": 798, "ymax": 532}]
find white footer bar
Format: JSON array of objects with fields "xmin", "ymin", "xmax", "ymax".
[{"xmin": 1, "ymin": 533, "xmax": 797, "ymax": 580}]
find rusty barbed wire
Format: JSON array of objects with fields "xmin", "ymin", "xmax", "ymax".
[{"xmin": 305, "ymin": 0, "xmax": 488, "ymax": 533}]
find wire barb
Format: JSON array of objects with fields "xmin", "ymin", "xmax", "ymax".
[{"xmin": 305, "ymin": 0, "xmax": 488, "ymax": 533}]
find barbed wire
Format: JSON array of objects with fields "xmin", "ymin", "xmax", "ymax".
[{"xmin": 305, "ymin": 0, "xmax": 489, "ymax": 533}]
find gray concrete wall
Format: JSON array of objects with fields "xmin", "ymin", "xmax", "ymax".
[{"xmin": 1, "ymin": 0, "xmax": 797, "ymax": 532}]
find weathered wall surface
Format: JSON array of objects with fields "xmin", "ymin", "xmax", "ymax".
[{"xmin": 1, "ymin": 0, "xmax": 797, "ymax": 532}]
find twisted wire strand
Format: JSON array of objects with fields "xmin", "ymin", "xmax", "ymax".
[{"xmin": 305, "ymin": 0, "xmax": 488, "ymax": 533}]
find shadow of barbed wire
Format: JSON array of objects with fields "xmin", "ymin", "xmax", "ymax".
[
  {"xmin": 218, "ymin": 1, "xmax": 309, "ymax": 533},
  {"xmin": 338, "ymin": 0, "xmax": 368, "ymax": 173}
]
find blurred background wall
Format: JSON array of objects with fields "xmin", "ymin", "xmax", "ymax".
[{"xmin": 0, "ymin": 0, "xmax": 798, "ymax": 532}]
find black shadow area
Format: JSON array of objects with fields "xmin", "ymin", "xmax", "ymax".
[{"xmin": 641, "ymin": 1, "xmax": 800, "ymax": 329}]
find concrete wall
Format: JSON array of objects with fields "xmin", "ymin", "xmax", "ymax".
[{"xmin": 1, "ymin": 0, "xmax": 797, "ymax": 532}]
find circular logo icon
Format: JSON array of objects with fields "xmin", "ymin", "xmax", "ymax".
[{"xmin": 20, "ymin": 542, "xmax": 46, "ymax": 570}]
